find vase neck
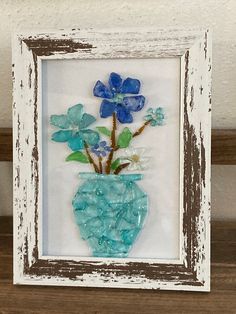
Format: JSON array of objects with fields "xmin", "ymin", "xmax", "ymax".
[{"xmin": 78, "ymin": 172, "xmax": 143, "ymax": 181}]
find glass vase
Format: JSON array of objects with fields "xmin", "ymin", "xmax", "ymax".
[{"xmin": 72, "ymin": 172, "xmax": 148, "ymax": 257}]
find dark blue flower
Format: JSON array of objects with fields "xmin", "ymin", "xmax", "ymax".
[
  {"xmin": 93, "ymin": 72, "xmax": 145, "ymax": 124},
  {"xmin": 91, "ymin": 141, "xmax": 112, "ymax": 157}
]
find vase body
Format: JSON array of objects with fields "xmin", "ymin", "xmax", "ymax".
[{"xmin": 72, "ymin": 173, "xmax": 148, "ymax": 257}]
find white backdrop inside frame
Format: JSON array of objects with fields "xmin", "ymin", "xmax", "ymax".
[{"xmin": 42, "ymin": 58, "xmax": 180, "ymax": 259}]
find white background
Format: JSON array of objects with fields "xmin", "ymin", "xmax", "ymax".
[{"xmin": 42, "ymin": 58, "xmax": 180, "ymax": 260}]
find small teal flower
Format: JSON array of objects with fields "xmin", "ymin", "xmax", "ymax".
[
  {"xmin": 144, "ymin": 107, "xmax": 165, "ymax": 126},
  {"xmin": 50, "ymin": 104, "xmax": 100, "ymax": 151},
  {"xmin": 91, "ymin": 141, "xmax": 112, "ymax": 157}
]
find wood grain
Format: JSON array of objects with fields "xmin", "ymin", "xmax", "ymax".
[
  {"xmin": 1, "ymin": 128, "xmax": 235, "ymax": 164},
  {"xmin": 0, "ymin": 217, "xmax": 236, "ymax": 313},
  {"xmin": 0, "ymin": 128, "xmax": 12, "ymax": 161},
  {"xmin": 212, "ymin": 129, "xmax": 236, "ymax": 164}
]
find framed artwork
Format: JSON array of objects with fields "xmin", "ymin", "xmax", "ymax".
[{"xmin": 13, "ymin": 28, "xmax": 211, "ymax": 291}]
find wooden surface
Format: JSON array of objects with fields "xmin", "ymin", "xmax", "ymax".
[
  {"xmin": 211, "ymin": 129, "xmax": 236, "ymax": 164},
  {"xmin": 1, "ymin": 128, "xmax": 236, "ymax": 164},
  {"xmin": 0, "ymin": 217, "xmax": 236, "ymax": 313},
  {"xmin": 0, "ymin": 128, "xmax": 12, "ymax": 161}
]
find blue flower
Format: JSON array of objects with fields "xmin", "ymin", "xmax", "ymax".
[
  {"xmin": 91, "ymin": 141, "xmax": 112, "ymax": 157},
  {"xmin": 144, "ymin": 107, "xmax": 165, "ymax": 126},
  {"xmin": 93, "ymin": 72, "xmax": 145, "ymax": 124},
  {"xmin": 50, "ymin": 104, "xmax": 100, "ymax": 151}
]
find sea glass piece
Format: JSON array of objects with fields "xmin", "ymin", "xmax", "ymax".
[
  {"xmin": 117, "ymin": 127, "xmax": 133, "ymax": 148},
  {"xmin": 72, "ymin": 173, "xmax": 148, "ymax": 258}
]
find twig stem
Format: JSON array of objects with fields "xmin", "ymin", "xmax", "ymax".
[
  {"xmin": 84, "ymin": 141, "xmax": 100, "ymax": 173},
  {"xmin": 133, "ymin": 120, "xmax": 150, "ymax": 137},
  {"xmin": 105, "ymin": 113, "xmax": 117, "ymax": 174},
  {"xmin": 98, "ymin": 157, "xmax": 103, "ymax": 174},
  {"xmin": 114, "ymin": 162, "xmax": 130, "ymax": 175}
]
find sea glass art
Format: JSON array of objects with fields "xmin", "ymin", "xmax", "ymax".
[
  {"xmin": 73, "ymin": 173, "xmax": 147, "ymax": 257},
  {"xmin": 50, "ymin": 72, "xmax": 165, "ymax": 258}
]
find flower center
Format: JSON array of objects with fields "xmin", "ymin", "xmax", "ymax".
[
  {"xmin": 131, "ymin": 154, "xmax": 140, "ymax": 163},
  {"xmin": 113, "ymin": 93, "xmax": 124, "ymax": 103}
]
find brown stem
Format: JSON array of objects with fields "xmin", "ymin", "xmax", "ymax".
[
  {"xmin": 98, "ymin": 157, "xmax": 103, "ymax": 174},
  {"xmin": 105, "ymin": 113, "xmax": 117, "ymax": 174},
  {"xmin": 114, "ymin": 162, "xmax": 130, "ymax": 175},
  {"xmin": 84, "ymin": 141, "xmax": 100, "ymax": 173},
  {"xmin": 133, "ymin": 120, "xmax": 150, "ymax": 137}
]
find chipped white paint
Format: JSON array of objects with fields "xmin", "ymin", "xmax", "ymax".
[{"xmin": 13, "ymin": 28, "xmax": 211, "ymax": 291}]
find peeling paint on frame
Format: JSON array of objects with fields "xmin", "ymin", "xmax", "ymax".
[{"xmin": 12, "ymin": 28, "xmax": 211, "ymax": 291}]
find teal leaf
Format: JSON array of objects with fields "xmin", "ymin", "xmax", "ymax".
[
  {"xmin": 79, "ymin": 113, "xmax": 96, "ymax": 129},
  {"xmin": 79, "ymin": 129, "xmax": 100, "ymax": 146},
  {"xmin": 50, "ymin": 114, "xmax": 70, "ymax": 129},
  {"xmin": 117, "ymin": 127, "xmax": 132, "ymax": 148},
  {"xmin": 96, "ymin": 126, "xmax": 111, "ymax": 137},
  {"xmin": 51, "ymin": 130, "xmax": 73, "ymax": 142},
  {"xmin": 111, "ymin": 158, "xmax": 121, "ymax": 170},
  {"xmin": 66, "ymin": 151, "xmax": 89, "ymax": 163},
  {"xmin": 67, "ymin": 104, "xmax": 83, "ymax": 125},
  {"xmin": 67, "ymin": 134, "xmax": 84, "ymax": 151}
]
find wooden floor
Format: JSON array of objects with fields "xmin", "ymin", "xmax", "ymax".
[{"xmin": 0, "ymin": 217, "xmax": 236, "ymax": 313}]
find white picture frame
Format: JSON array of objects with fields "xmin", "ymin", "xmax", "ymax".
[{"xmin": 13, "ymin": 28, "xmax": 211, "ymax": 291}]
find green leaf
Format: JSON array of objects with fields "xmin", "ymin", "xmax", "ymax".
[
  {"xmin": 111, "ymin": 158, "xmax": 121, "ymax": 170},
  {"xmin": 117, "ymin": 127, "xmax": 133, "ymax": 148},
  {"xmin": 66, "ymin": 151, "xmax": 89, "ymax": 163},
  {"xmin": 96, "ymin": 126, "xmax": 111, "ymax": 137}
]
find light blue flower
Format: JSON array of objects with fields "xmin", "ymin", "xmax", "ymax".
[
  {"xmin": 93, "ymin": 72, "xmax": 145, "ymax": 124},
  {"xmin": 91, "ymin": 141, "xmax": 112, "ymax": 157},
  {"xmin": 144, "ymin": 107, "xmax": 165, "ymax": 126},
  {"xmin": 50, "ymin": 104, "xmax": 99, "ymax": 151}
]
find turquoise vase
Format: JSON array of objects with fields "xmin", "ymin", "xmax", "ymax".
[{"xmin": 72, "ymin": 172, "xmax": 148, "ymax": 258}]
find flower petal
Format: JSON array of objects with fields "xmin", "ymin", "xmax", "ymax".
[
  {"xmin": 150, "ymin": 119, "xmax": 159, "ymax": 126},
  {"xmin": 116, "ymin": 105, "xmax": 133, "ymax": 123},
  {"xmin": 79, "ymin": 113, "xmax": 96, "ymax": 129},
  {"xmin": 100, "ymin": 99, "xmax": 116, "ymax": 118},
  {"xmin": 123, "ymin": 95, "xmax": 145, "ymax": 112},
  {"xmin": 121, "ymin": 78, "xmax": 140, "ymax": 94},
  {"xmin": 67, "ymin": 104, "xmax": 83, "ymax": 126},
  {"xmin": 100, "ymin": 141, "xmax": 107, "ymax": 147},
  {"xmin": 144, "ymin": 114, "xmax": 153, "ymax": 121},
  {"xmin": 79, "ymin": 129, "xmax": 100, "ymax": 146},
  {"xmin": 147, "ymin": 108, "xmax": 154, "ymax": 114},
  {"xmin": 155, "ymin": 107, "xmax": 164, "ymax": 114},
  {"xmin": 127, "ymin": 162, "xmax": 139, "ymax": 171},
  {"xmin": 51, "ymin": 130, "xmax": 73, "ymax": 142},
  {"xmin": 93, "ymin": 150, "xmax": 101, "ymax": 157},
  {"xmin": 93, "ymin": 80, "xmax": 113, "ymax": 99},
  {"xmin": 67, "ymin": 134, "xmax": 84, "ymax": 151},
  {"xmin": 93, "ymin": 144, "xmax": 99, "ymax": 149},
  {"xmin": 50, "ymin": 114, "xmax": 71, "ymax": 129},
  {"xmin": 108, "ymin": 72, "xmax": 122, "ymax": 92}
]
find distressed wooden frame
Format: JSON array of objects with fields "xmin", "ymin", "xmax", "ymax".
[{"xmin": 13, "ymin": 28, "xmax": 211, "ymax": 291}]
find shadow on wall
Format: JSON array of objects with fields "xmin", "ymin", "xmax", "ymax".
[{"xmin": 0, "ymin": 162, "xmax": 13, "ymax": 216}]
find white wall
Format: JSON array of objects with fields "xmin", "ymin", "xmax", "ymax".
[{"xmin": 0, "ymin": 0, "xmax": 236, "ymax": 218}]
